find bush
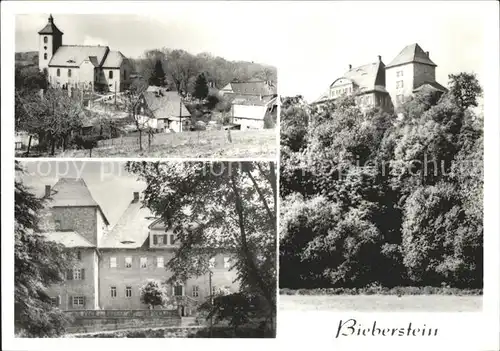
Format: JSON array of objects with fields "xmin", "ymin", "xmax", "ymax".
[{"xmin": 279, "ymin": 286, "xmax": 482, "ymax": 296}]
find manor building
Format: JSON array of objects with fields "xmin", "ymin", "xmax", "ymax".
[
  {"xmin": 38, "ymin": 15, "xmax": 132, "ymax": 93},
  {"xmin": 314, "ymin": 43, "xmax": 447, "ymax": 112},
  {"xmin": 41, "ymin": 178, "xmax": 238, "ymax": 314}
]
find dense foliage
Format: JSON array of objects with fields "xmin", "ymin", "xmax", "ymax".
[
  {"xmin": 15, "ymin": 162, "xmax": 76, "ymax": 337},
  {"xmin": 140, "ymin": 280, "xmax": 170, "ymax": 309},
  {"xmin": 280, "ymin": 73, "xmax": 483, "ymax": 290}
]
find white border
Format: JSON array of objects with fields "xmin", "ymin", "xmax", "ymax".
[{"xmin": 2, "ymin": 1, "xmax": 499, "ymax": 351}]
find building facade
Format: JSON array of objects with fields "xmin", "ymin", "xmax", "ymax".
[
  {"xmin": 38, "ymin": 15, "xmax": 132, "ymax": 93},
  {"xmin": 42, "ymin": 178, "xmax": 239, "ymax": 313},
  {"xmin": 314, "ymin": 43, "xmax": 447, "ymax": 112}
]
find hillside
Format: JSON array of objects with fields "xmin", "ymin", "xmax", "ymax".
[{"xmin": 15, "ymin": 51, "xmax": 38, "ymax": 68}]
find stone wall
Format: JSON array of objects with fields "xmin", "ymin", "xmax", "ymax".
[{"xmin": 65, "ymin": 309, "xmax": 181, "ymax": 334}]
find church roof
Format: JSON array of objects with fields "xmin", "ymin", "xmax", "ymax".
[
  {"xmin": 102, "ymin": 50, "xmax": 126, "ymax": 68},
  {"xmin": 38, "ymin": 15, "xmax": 64, "ymax": 35},
  {"xmin": 48, "ymin": 45, "xmax": 110, "ymax": 67},
  {"xmin": 386, "ymin": 43, "xmax": 437, "ymax": 68},
  {"xmin": 48, "ymin": 178, "xmax": 110, "ymax": 225}
]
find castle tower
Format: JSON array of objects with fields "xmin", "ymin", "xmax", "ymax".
[
  {"xmin": 385, "ymin": 43, "xmax": 437, "ymax": 108},
  {"xmin": 38, "ymin": 14, "xmax": 63, "ymax": 72}
]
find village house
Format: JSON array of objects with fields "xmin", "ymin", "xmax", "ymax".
[
  {"xmin": 41, "ymin": 178, "xmax": 239, "ymax": 314},
  {"xmin": 221, "ymin": 79, "xmax": 278, "ymax": 129},
  {"xmin": 136, "ymin": 87, "xmax": 191, "ymax": 133},
  {"xmin": 38, "ymin": 14, "xmax": 132, "ymax": 93},
  {"xmin": 313, "ymin": 43, "xmax": 447, "ymax": 112}
]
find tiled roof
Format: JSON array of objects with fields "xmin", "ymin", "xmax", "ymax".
[
  {"xmin": 142, "ymin": 90, "xmax": 191, "ymax": 119},
  {"xmin": 340, "ymin": 61, "xmax": 387, "ymax": 93},
  {"xmin": 48, "ymin": 178, "xmax": 110, "ymax": 225},
  {"xmin": 48, "ymin": 45, "xmax": 109, "ymax": 67},
  {"xmin": 233, "ymin": 105, "xmax": 268, "ymax": 120},
  {"xmin": 38, "ymin": 15, "xmax": 64, "ymax": 35},
  {"xmin": 223, "ymin": 79, "xmax": 277, "ymax": 96},
  {"xmin": 43, "ymin": 231, "xmax": 95, "ymax": 248},
  {"xmin": 102, "ymin": 51, "xmax": 126, "ymax": 68},
  {"xmin": 386, "ymin": 43, "xmax": 437, "ymax": 68},
  {"xmin": 100, "ymin": 200, "xmax": 156, "ymax": 249},
  {"xmin": 413, "ymin": 81, "xmax": 448, "ymax": 93}
]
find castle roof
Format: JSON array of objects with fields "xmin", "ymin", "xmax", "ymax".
[
  {"xmin": 142, "ymin": 89, "xmax": 191, "ymax": 119},
  {"xmin": 386, "ymin": 43, "xmax": 437, "ymax": 68},
  {"xmin": 342, "ymin": 61, "xmax": 387, "ymax": 93},
  {"xmin": 48, "ymin": 45, "xmax": 110, "ymax": 68},
  {"xmin": 43, "ymin": 230, "xmax": 95, "ymax": 248},
  {"xmin": 100, "ymin": 199, "xmax": 156, "ymax": 249},
  {"xmin": 38, "ymin": 14, "xmax": 64, "ymax": 35},
  {"xmin": 48, "ymin": 178, "xmax": 110, "ymax": 225}
]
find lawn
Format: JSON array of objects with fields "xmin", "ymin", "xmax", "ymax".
[
  {"xmin": 55, "ymin": 129, "xmax": 277, "ymax": 158},
  {"xmin": 279, "ymin": 294, "xmax": 482, "ymax": 312}
]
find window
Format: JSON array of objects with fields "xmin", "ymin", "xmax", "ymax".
[
  {"xmin": 72, "ymin": 268, "xmax": 84, "ymax": 280},
  {"xmin": 224, "ymin": 257, "xmax": 231, "ymax": 269},
  {"xmin": 44, "ymin": 36, "xmax": 48, "ymax": 43},
  {"xmin": 140, "ymin": 257, "xmax": 147, "ymax": 268},
  {"xmin": 396, "ymin": 80, "xmax": 404, "ymax": 89},
  {"xmin": 77, "ymin": 251, "xmax": 82, "ymax": 260},
  {"xmin": 169, "ymin": 234, "xmax": 176, "ymax": 245},
  {"xmin": 72, "ymin": 296, "xmax": 85, "ymax": 308},
  {"xmin": 125, "ymin": 257, "xmax": 132, "ymax": 268},
  {"xmin": 125, "ymin": 286, "xmax": 132, "ymax": 298},
  {"xmin": 68, "ymin": 69, "xmax": 72, "ymax": 78},
  {"xmin": 157, "ymin": 235, "xmax": 163, "ymax": 244},
  {"xmin": 44, "ymin": 53, "xmax": 48, "ymax": 60},
  {"xmin": 157, "ymin": 256, "xmax": 164, "ymax": 268},
  {"xmin": 211, "ymin": 286, "xmax": 217, "ymax": 296},
  {"xmin": 192, "ymin": 285, "xmax": 199, "ymax": 298},
  {"xmin": 110, "ymin": 286, "xmax": 117, "ymax": 298},
  {"xmin": 110, "ymin": 257, "xmax": 117, "ymax": 268},
  {"xmin": 50, "ymin": 296, "xmax": 60, "ymax": 306},
  {"xmin": 57, "ymin": 68, "xmax": 60, "ymax": 77},
  {"xmin": 109, "ymin": 70, "xmax": 113, "ymax": 79},
  {"xmin": 174, "ymin": 285, "xmax": 183, "ymax": 296},
  {"xmin": 209, "ymin": 257, "xmax": 216, "ymax": 268}
]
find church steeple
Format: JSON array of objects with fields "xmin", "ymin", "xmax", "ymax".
[{"xmin": 38, "ymin": 14, "xmax": 64, "ymax": 72}]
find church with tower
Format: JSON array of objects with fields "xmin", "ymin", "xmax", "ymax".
[
  {"xmin": 38, "ymin": 14, "xmax": 132, "ymax": 93},
  {"xmin": 313, "ymin": 43, "xmax": 448, "ymax": 112}
]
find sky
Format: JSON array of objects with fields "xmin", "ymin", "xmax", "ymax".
[
  {"xmin": 18, "ymin": 161, "xmax": 145, "ymax": 227},
  {"xmin": 15, "ymin": 2, "xmax": 280, "ymax": 65},
  {"xmin": 276, "ymin": 1, "xmax": 493, "ymax": 101}
]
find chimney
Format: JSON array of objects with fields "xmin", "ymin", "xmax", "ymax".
[
  {"xmin": 348, "ymin": 64, "xmax": 352, "ymax": 70},
  {"xmin": 45, "ymin": 185, "xmax": 51, "ymax": 198},
  {"xmin": 133, "ymin": 192, "xmax": 139, "ymax": 203},
  {"xmin": 426, "ymin": 51, "xmax": 430, "ymax": 58},
  {"xmin": 378, "ymin": 55, "xmax": 382, "ymax": 62}
]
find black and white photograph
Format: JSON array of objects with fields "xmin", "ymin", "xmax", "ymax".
[
  {"xmin": 279, "ymin": 3, "xmax": 486, "ymax": 312},
  {"xmin": 14, "ymin": 160, "xmax": 277, "ymax": 337},
  {"xmin": 14, "ymin": 10, "xmax": 278, "ymax": 158}
]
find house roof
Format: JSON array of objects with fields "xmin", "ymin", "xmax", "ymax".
[
  {"xmin": 142, "ymin": 90, "xmax": 191, "ymax": 119},
  {"xmin": 102, "ymin": 50, "xmax": 126, "ymax": 68},
  {"xmin": 233, "ymin": 104, "xmax": 268, "ymax": 120},
  {"xmin": 339, "ymin": 61, "xmax": 387, "ymax": 94},
  {"xmin": 43, "ymin": 231, "xmax": 95, "ymax": 248},
  {"xmin": 386, "ymin": 43, "xmax": 437, "ymax": 68},
  {"xmin": 48, "ymin": 45, "xmax": 109, "ymax": 67},
  {"xmin": 222, "ymin": 79, "xmax": 277, "ymax": 96},
  {"xmin": 38, "ymin": 15, "xmax": 64, "ymax": 35},
  {"xmin": 413, "ymin": 81, "xmax": 448, "ymax": 93},
  {"xmin": 48, "ymin": 178, "xmax": 110, "ymax": 225},
  {"xmin": 100, "ymin": 199, "xmax": 156, "ymax": 249},
  {"xmin": 227, "ymin": 94, "xmax": 276, "ymax": 106}
]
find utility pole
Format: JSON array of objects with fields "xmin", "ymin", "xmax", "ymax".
[
  {"xmin": 209, "ymin": 270, "xmax": 213, "ymax": 337},
  {"xmin": 114, "ymin": 81, "xmax": 117, "ymax": 107},
  {"xmin": 179, "ymin": 99, "xmax": 182, "ymax": 133}
]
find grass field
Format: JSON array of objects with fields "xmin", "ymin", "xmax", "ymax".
[
  {"xmin": 56, "ymin": 129, "xmax": 277, "ymax": 158},
  {"xmin": 279, "ymin": 294, "xmax": 482, "ymax": 312}
]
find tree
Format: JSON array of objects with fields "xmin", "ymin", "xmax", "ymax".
[
  {"xmin": 149, "ymin": 59, "xmax": 166, "ymax": 87},
  {"xmin": 140, "ymin": 280, "xmax": 170, "ymax": 309},
  {"xmin": 125, "ymin": 161, "xmax": 277, "ymax": 331},
  {"xmin": 124, "ymin": 78, "xmax": 149, "ymax": 151},
  {"xmin": 15, "ymin": 162, "xmax": 76, "ymax": 337},
  {"xmin": 193, "ymin": 73, "xmax": 209, "ymax": 100},
  {"xmin": 448, "ymin": 73, "xmax": 482, "ymax": 111}
]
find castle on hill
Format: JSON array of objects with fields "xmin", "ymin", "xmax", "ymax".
[
  {"xmin": 38, "ymin": 14, "xmax": 132, "ymax": 93},
  {"xmin": 314, "ymin": 43, "xmax": 448, "ymax": 112}
]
